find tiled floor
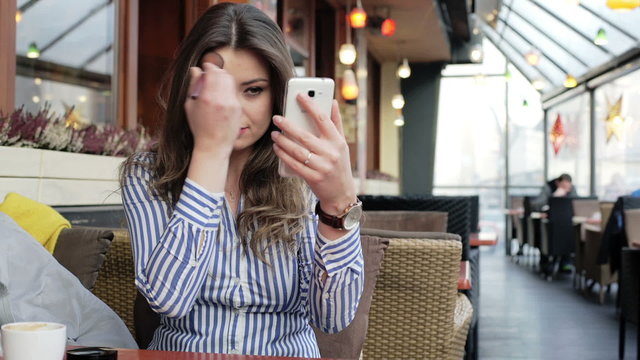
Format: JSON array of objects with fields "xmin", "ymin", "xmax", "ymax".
[{"xmin": 478, "ymin": 245, "xmax": 638, "ymax": 360}]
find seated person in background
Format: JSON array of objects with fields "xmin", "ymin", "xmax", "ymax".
[
  {"xmin": 530, "ymin": 173, "xmax": 578, "ymax": 212},
  {"xmin": 0, "ymin": 212, "xmax": 137, "ymax": 349}
]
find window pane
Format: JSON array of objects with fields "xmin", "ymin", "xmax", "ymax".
[
  {"xmin": 435, "ymin": 76, "xmax": 506, "ymax": 187},
  {"xmin": 15, "ymin": 0, "xmax": 116, "ymax": 126},
  {"xmin": 594, "ymin": 68, "xmax": 640, "ymax": 200},
  {"xmin": 508, "ymin": 65, "xmax": 545, "ymax": 187},
  {"xmin": 546, "ymin": 93, "xmax": 591, "ymax": 196}
]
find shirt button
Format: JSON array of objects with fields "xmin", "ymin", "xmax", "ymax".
[
  {"xmin": 323, "ymin": 293, "xmax": 330, "ymax": 300},
  {"xmin": 189, "ymin": 260, "xmax": 197, "ymax": 267}
]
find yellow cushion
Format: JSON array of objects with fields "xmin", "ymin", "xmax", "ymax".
[{"xmin": 0, "ymin": 192, "xmax": 71, "ymax": 253}]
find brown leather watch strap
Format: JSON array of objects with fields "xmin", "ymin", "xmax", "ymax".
[{"xmin": 315, "ymin": 201, "xmax": 345, "ymax": 229}]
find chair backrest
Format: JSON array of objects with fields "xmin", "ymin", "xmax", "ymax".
[
  {"xmin": 620, "ymin": 249, "xmax": 640, "ymax": 324},
  {"xmin": 92, "ymin": 229, "xmax": 137, "ymax": 337},
  {"xmin": 360, "ymin": 228, "xmax": 462, "ymax": 359},
  {"xmin": 359, "ymin": 195, "xmax": 472, "ymax": 260},
  {"xmin": 545, "ymin": 197, "xmax": 575, "ymax": 256},
  {"xmin": 572, "ymin": 199, "xmax": 599, "ymax": 218},
  {"xmin": 600, "ymin": 202, "xmax": 615, "ymax": 225},
  {"xmin": 468, "ymin": 195, "xmax": 480, "ymax": 233},
  {"xmin": 362, "ymin": 210, "xmax": 448, "ymax": 233},
  {"xmin": 624, "ymin": 209, "xmax": 640, "ymax": 246}
]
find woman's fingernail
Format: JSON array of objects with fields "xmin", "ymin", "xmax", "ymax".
[
  {"xmin": 271, "ymin": 131, "xmax": 280, "ymax": 138},
  {"xmin": 273, "ymin": 116, "xmax": 282, "ymax": 123}
]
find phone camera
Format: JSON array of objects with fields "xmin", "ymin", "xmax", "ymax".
[{"xmin": 308, "ymin": 90, "xmax": 315, "ymax": 97}]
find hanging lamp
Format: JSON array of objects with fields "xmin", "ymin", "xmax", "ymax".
[
  {"xmin": 397, "ymin": 58, "xmax": 411, "ymax": 78},
  {"xmin": 341, "ymin": 69, "xmax": 359, "ymax": 100},
  {"xmin": 563, "ymin": 74, "xmax": 577, "ymax": 88},
  {"xmin": 391, "ymin": 94, "xmax": 405, "ymax": 109},
  {"xmin": 348, "ymin": 0, "xmax": 367, "ymax": 28},
  {"xmin": 26, "ymin": 42, "xmax": 40, "ymax": 59},
  {"xmin": 525, "ymin": 49, "xmax": 540, "ymax": 66},
  {"xmin": 594, "ymin": 28, "xmax": 608, "ymax": 45},
  {"xmin": 606, "ymin": 0, "xmax": 640, "ymax": 10},
  {"xmin": 339, "ymin": 0, "xmax": 357, "ymax": 65}
]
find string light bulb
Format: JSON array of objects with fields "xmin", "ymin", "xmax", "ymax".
[
  {"xmin": 16, "ymin": 10, "xmax": 22, "ymax": 23},
  {"xmin": 397, "ymin": 58, "xmax": 411, "ymax": 78},
  {"xmin": 532, "ymin": 79, "xmax": 545, "ymax": 90},
  {"xmin": 381, "ymin": 18, "xmax": 396, "ymax": 37},
  {"xmin": 339, "ymin": 44, "xmax": 357, "ymax": 65},
  {"xmin": 391, "ymin": 94, "xmax": 405, "ymax": 109},
  {"xmin": 469, "ymin": 44, "xmax": 483, "ymax": 63},
  {"xmin": 393, "ymin": 115, "xmax": 405, "ymax": 127},
  {"xmin": 525, "ymin": 49, "xmax": 540, "ymax": 66}
]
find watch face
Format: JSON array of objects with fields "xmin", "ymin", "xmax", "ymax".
[{"xmin": 343, "ymin": 204, "xmax": 363, "ymax": 230}]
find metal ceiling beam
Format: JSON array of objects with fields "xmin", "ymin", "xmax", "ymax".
[
  {"xmin": 480, "ymin": 21, "xmax": 556, "ymax": 85},
  {"xmin": 578, "ymin": 2, "xmax": 639, "ymax": 43},
  {"xmin": 497, "ymin": 16, "xmax": 572, "ymax": 75},
  {"xmin": 18, "ymin": 0, "xmax": 42, "ymax": 14},
  {"xmin": 40, "ymin": 0, "xmax": 112, "ymax": 55},
  {"xmin": 80, "ymin": 43, "xmax": 112, "ymax": 70},
  {"xmin": 529, "ymin": 0, "xmax": 609, "ymax": 51},
  {"xmin": 504, "ymin": 2, "xmax": 612, "ymax": 60}
]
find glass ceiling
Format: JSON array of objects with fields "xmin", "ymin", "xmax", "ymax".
[
  {"xmin": 16, "ymin": 0, "xmax": 115, "ymax": 75},
  {"xmin": 481, "ymin": 0, "xmax": 640, "ymax": 94}
]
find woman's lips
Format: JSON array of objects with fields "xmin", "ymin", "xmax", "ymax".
[{"xmin": 239, "ymin": 127, "xmax": 249, "ymax": 134}]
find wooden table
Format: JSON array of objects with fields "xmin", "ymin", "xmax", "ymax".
[
  {"xmin": 470, "ymin": 232, "xmax": 497, "ymax": 247},
  {"xmin": 1, "ymin": 348, "xmax": 331, "ymax": 360},
  {"xmin": 458, "ymin": 260, "xmax": 472, "ymax": 290}
]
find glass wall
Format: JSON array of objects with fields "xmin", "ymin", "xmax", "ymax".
[
  {"xmin": 435, "ymin": 39, "xmax": 548, "ymax": 238},
  {"xmin": 546, "ymin": 93, "xmax": 591, "ymax": 196},
  {"xmin": 435, "ymin": 39, "xmax": 507, "ymax": 234},
  {"xmin": 507, "ymin": 64, "xmax": 545, "ymax": 196},
  {"xmin": 594, "ymin": 68, "xmax": 640, "ymax": 200},
  {"xmin": 15, "ymin": 0, "xmax": 116, "ymax": 125}
]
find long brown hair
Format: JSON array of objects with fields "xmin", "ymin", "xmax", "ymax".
[{"xmin": 120, "ymin": 3, "xmax": 307, "ymax": 261}]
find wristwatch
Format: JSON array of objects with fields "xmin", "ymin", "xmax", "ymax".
[{"xmin": 315, "ymin": 200, "xmax": 363, "ymax": 231}]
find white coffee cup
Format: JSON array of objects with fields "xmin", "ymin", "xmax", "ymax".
[{"xmin": 1, "ymin": 322, "xmax": 66, "ymax": 360}]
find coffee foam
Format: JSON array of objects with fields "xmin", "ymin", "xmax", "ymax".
[{"xmin": 3, "ymin": 322, "xmax": 63, "ymax": 332}]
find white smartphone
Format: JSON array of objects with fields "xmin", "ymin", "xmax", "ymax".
[{"xmin": 278, "ymin": 77, "xmax": 335, "ymax": 177}]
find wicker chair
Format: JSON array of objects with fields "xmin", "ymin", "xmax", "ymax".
[
  {"xmin": 361, "ymin": 228, "xmax": 473, "ymax": 360},
  {"xmin": 91, "ymin": 229, "xmax": 137, "ymax": 337}
]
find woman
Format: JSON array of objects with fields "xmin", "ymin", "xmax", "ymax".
[{"xmin": 120, "ymin": 3, "xmax": 363, "ymax": 357}]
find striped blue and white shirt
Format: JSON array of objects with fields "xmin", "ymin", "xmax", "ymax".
[{"xmin": 122, "ymin": 153, "xmax": 363, "ymax": 357}]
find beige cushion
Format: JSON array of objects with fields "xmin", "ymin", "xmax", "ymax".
[
  {"xmin": 52, "ymin": 227, "xmax": 114, "ymax": 291},
  {"xmin": 572, "ymin": 199, "xmax": 599, "ymax": 218},
  {"xmin": 362, "ymin": 211, "xmax": 448, "ymax": 233},
  {"xmin": 312, "ymin": 234, "xmax": 389, "ymax": 360},
  {"xmin": 625, "ymin": 209, "xmax": 640, "ymax": 248}
]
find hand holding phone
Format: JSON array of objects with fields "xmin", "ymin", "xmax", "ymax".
[{"xmin": 278, "ymin": 77, "xmax": 335, "ymax": 177}]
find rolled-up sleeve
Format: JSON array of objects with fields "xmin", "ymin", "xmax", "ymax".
[
  {"xmin": 310, "ymin": 222, "xmax": 364, "ymax": 333},
  {"xmin": 122, "ymin": 154, "xmax": 224, "ymax": 319}
]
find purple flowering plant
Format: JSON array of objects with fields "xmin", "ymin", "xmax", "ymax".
[{"xmin": 0, "ymin": 105, "xmax": 153, "ymax": 157}]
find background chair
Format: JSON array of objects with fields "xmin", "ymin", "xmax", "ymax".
[
  {"xmin": 360, "ymin": 228, "xmax": 473, "ymax": 360},
  {"xmin": 583, "ymin": 226, "xmax": 617, "ymax": 304},
  {"xmin": 617, "ymin": 247, "xmax": 639, "ymax": 359},
  {"xmin": 572, "ymin": 199, "xmax": 600, "ymax": 289},
  {"xmin": 539, "ymin": 197, "xmax": 574, "ymax": 279}
]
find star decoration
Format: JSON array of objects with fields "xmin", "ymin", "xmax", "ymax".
[
  {"xmin": 605, "ymin": 95, "xmax": 624, "ymax": 143},
  {"xmin": 550, "ymin": 114, "xmax": 565, "ymax": 155},
  {"xmin": 62, "ymin": 102, "xmax": 88, "ymax": 130}
]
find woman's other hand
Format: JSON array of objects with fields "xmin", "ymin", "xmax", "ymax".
[
  {"xmin": 271, "ymin": 95, "xmax": 357, "ymax": 216},
  {"xmin": 184, "ymin": 62, "xmax": 242, "ymax": 155}
]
